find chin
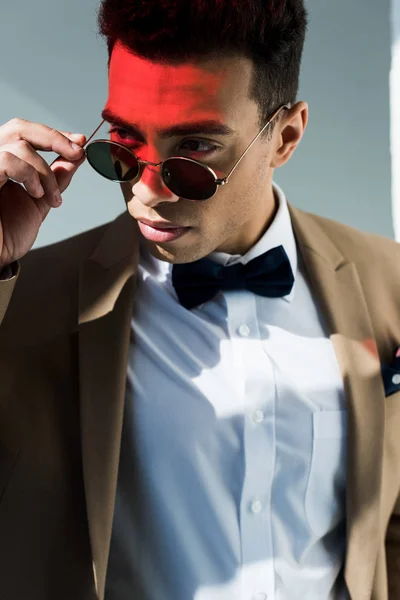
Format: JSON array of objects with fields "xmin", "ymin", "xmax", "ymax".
[{"xmin": 145, "ymin": 240, "xmax": 210, "ymax": 265}]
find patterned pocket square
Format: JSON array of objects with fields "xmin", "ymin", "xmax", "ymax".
[{"xmin": 381, "ymin": 346, "xmax": 400, "ymax": 397}]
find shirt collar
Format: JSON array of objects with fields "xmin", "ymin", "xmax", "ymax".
[{"xmin": 140, "ymin": 181, "xmax": 297, "ymax": 304}]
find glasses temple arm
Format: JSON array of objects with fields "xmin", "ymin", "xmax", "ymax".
[
  {"xmin": 84, "ymin": 119, "xmax": 106, "ymax": 147},
  {"xmin": 220, "ymin": 104, "xmax": 290, "ymax": 183}
]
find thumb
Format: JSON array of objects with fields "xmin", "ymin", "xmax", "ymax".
[{"xmin": 50, "ymin": 152, "xmax": 87, "ymax": 195}]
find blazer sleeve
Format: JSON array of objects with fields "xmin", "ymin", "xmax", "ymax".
[
  {"xmin": 386, "ymin": 494, "xmax": 400, "ymax": 598},
  {"xmin": 0, "ymin": 262, "xmax": 20, "ymax": 325}
]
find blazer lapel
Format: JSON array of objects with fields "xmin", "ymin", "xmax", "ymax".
[
  {"xmin": 288, "ymin": 204, "xmax": 385, "ymax": 600},
  {"xmin": 78, "ymin": 211, "xmax": 139, "ymax": 599}
]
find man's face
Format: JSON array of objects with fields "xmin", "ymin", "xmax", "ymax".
[{"xmin": 105, "ymin": 42, "xmax": 287, "ymax": 263}]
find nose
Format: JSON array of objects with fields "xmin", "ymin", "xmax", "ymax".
[{"xmin": 132, "ymin": 163, "xmax": 180, "ymax": 208}]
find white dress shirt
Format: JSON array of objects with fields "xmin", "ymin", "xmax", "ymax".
[{"xmin": 105, "ymin": 182, "xmax": 349, "ymax": 600}]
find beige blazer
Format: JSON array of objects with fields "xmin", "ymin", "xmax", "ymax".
[{"xmin": 0, "ymin": 203, "xmax": 400, "ymax": 600}]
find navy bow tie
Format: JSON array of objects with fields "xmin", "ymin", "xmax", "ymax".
[{"xmin": 172, "ymin": 245, "xmax": 295, "ymax": 310}]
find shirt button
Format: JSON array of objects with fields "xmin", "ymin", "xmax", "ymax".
[
  {"xmin": 250, "ymin": 499, "xmax": 263, "ymax": 514},
  {"xmin": 392, "ymin": 374, "xmax": 400, "ymax": 385},
  {"xmin": 252, "ymin": 593, "xmax": 267, "ymax": 600},
  {"xmin": 252, "ymin": 410, "xmax": 265, "ymax": 424},
  {"xmin": 238, "ymin": 324, "xmax": 250, "ymax": 337}
]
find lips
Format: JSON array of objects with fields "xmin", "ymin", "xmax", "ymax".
[
  {"xmin": 137, "ymin": 220, "xmax": 191, "ymax": 243},
  {"xmin": 139, "ymin": 218, "xmax": 186, "ymax": 230}
]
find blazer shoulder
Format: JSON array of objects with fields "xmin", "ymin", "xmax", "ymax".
[
  {"xmin": 0, "ymin": 218, "xmax": 116, "ymax": 347},
  {"xmin": 26, "ymin": 221, "xmax": 111, "ymax": 265},
  {"xmin": 303, "ymin": 210, "xmax": 400, "ymax": 266},
  {"xmin": 300, "ymin": 211, "xmax": 400, "ymax": 342}
]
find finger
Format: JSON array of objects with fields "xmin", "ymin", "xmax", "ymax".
[
  {"xmin": 1, "ymin": 140, "xmax": 70, "ymax": 207},
  {"xmin": 58, "ymin": 131, "xmax": 87, "ymax": 146},
  {"xmin": 0, "ymin": 118, "xmax": 86, "ymax": 162},
  {"xmin": 0, "ymin": 151, "xmax": 52, "ymax": 209}
]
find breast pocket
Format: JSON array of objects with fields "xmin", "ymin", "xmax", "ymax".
[{"xmin": 305, "ymin": 409, "xmax": 348, "ymax": 538}]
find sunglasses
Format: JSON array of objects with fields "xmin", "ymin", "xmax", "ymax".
[{"xmin": 79, "ymin": 103, "xmax": 290, "ymax": 202}]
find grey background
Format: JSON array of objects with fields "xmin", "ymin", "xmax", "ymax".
[
  {"xmin": 0, "ymin": 0, "xmax": 393, "ymax": 248},
  {"xmin": 391, "ymin": 0, "xmax": 400, "ymax": 241}
]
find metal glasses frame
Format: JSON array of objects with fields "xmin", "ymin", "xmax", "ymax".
[{"xmin": 82, "ymin": 103, "xmax": 290, "ymax": 200}]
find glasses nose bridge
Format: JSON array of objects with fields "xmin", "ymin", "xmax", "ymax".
[
  {"xmin": 135, "ymin": 158, "xmax": 164, "ymax": 184},
  {"xmin": 137, "ymin": 157, "xmax": 163, "ymax": 168}
]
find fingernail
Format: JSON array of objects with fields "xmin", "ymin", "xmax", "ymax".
[
  {"xmin": 71, "ymin": 142, "xmax": 83, "ymax": 151},
  {"xmin": 55, "ymin": 191, "xmax": 63, "ymax": 205}
]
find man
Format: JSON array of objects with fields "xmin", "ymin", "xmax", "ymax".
[{"xmin": 0, "ymin": 1, "xmax": 399, "ymax": 599}]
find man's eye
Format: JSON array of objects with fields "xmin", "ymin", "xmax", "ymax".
[
  {"xmin": 178, "ymin": 140, "xmax": 217, "ymax": 155},
  {"xmin": 108, "ymin": 128, "xmax": 134, "ymax": 142},
  {"xmin": 108, "ymin": 128, "xmax": 217, "ymax": 156}
]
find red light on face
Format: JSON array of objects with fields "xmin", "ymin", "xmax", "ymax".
[{"xmin": 105, "ymin": 40, "xmax": 226, "ymax": 146}]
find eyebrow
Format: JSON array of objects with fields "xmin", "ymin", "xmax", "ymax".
[{"xmin": 101, "ymin": 108, "xmax": 236, "ymax": 139}]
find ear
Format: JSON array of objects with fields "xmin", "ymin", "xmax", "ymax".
[{"xmin": 270, "ymin": 101, "xmax": 308, "ymax": 168}]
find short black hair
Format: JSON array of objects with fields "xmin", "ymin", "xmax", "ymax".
[{"xmin": 97, "ymin": 0, "xmax": 308, "ymax": 138}]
